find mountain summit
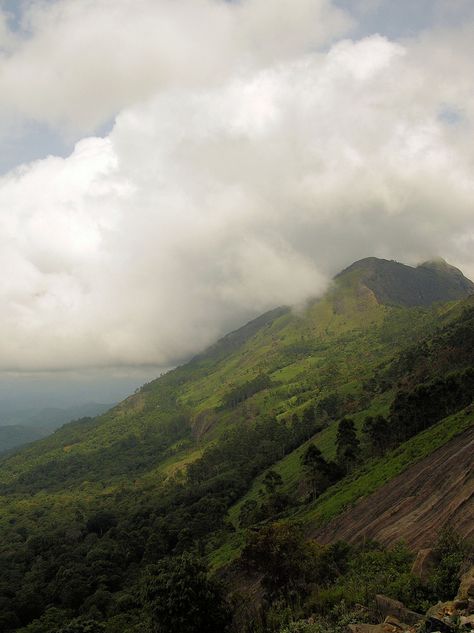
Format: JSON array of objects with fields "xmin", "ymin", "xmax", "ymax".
[
  {"xmin": 0, "ymin": 255, "xmax": 473, "ymax": 632},
  {"xmin": 335, "ymin": 256, "xmax": 474, "ymax": 307}
]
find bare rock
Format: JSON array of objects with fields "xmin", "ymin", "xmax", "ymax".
[
  {"xmin": 411, "ymin": 548, "xmax": 438, "ymax": 583},
  {"xmin": 460, "ymin": 614, "xmax": 474, "ymax": 628},
  {"xmin": 383, "ymin": 616, "xmax": 414, "ymax": 631},
  {"xmin": 425, "ymin": 616, "xmax": 454, "ymax": 633},
  {"xmin": 348, "ymin": 623, "xmax": 414, "ymax": 633},
  {"xmin": 458, "ymin": 567, "xmax": 474, "ymax": 601},
  {"xmin": 375, "ymin": 595, "xmax": 424, "ymax": 626},
  {"xmin": 348, "ymin": 624, "xmax": 382, "ymax": 633},
  {"xmin": 426, "ymin": 601, "xmax": 458, "ymax": 620}
]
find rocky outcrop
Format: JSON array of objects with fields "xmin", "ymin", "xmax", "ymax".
[
  {"xmin": 348, "ymin": 574, "xmax": 474, "ymax": 633},
  {"xmin": 458, "ymin": 566, "xmax": 474, "ymax": 601},
  {"xmin": 375, "ymin": 595, "xmax": 423, "ymax": 627},
  {"xmin": 313, "ymin": 426, "xmax": 474, "ymax": 550},
  {"xmin": 348, "ymin": 619, "xmax": 414, "ymax": 633},
  {"xmin": 411, "ymin": 549, "xmax": 439, "ymax": 583}
]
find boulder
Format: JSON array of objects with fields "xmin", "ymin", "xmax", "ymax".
[
  {"xmin": 348, "ymin": 624, "xmax": 383, "ymax": 633},
  {"xmin": 383, "ymin": 616, "xmax": 414, "ymax": 631},
  {"xmin": 458, "ymin": 567, "xmax": 474, "ymax": 601},
  {"xmin": 375, "ymin": 595, "xmax": 424, "ymax": 626},
  {"xmin": 348, "ymin": 622, "xmax": 414, "ymax": 633},
  {"xmin": 425, "ymin": 616, "xmax": 454, "ymax": 633},
  {"xmin": 411, "ymin": 548, "xmax": 438, "ymax": 583},
  {"xmin": 460, "ymin": 614, "xmax": 474, "ymax": 628},
  {"xmin": 426, "ymin": 601, "xmax": 458, "ymax": 620}
]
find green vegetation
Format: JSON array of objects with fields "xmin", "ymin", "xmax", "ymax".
[
  {"xmin": 300, "ymin": 406, "xmax": 473, "ymax": 526},
  {"xmin": 0, "ymin": 259, "xmax": 472, "ymax": 632},
  {"xmin": 236, "ymin": 527, "xmax": 472, "ymax": 633},
  {"xmin": 141, "ymin": 553, "xmax": 230, "ymax": 632}
]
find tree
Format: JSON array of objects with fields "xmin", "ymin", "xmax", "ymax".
[
  {"xmin": 261, "ymin": 470, "xmax": 283, "ymax": 495},
  {"xmin": 429, "ymin": 529, "xmax": 470, "ymax": 600},
  {"xmin": 239, "ymin": 499, "xmax": 259, "ymax": 528},
  {"xmin": 362, "ymin": 415, "xmax": 391, "ymax": 456},
  {"xmin": 241, "ymin": 523, "xmax": 318, "ymax": 599},
  {"xmin": 56, "ymin": 619, "xmax": 105, "ymax": 633},
  {"xmin": 300, "ymin": 404, "xmax": 317, "ymax": 438},
  {"xmin": 86, "ymin": 511, "xmax": 117, "ymax": 537},
  {"xmin": 301, "ymin": 444, "xmax": 341, "ymax": 500},
  {"xmin": 141, "ymin": 553, "xmax": 230, "ymax": 633},
  {"xmin": 301, "ymin": 445, "xmax": 330, "ymax": 500},
  {"xmin": 336, "ymin": 418, "xmax": 360, "ymax": 474}
]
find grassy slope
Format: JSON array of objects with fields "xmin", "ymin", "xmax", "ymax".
[
  {"xmin": 227, "ymin": 389, "xmax": 393, "ymax": 525},
  {"xmin": 210, "ymin": 405, "xmax": 474, "ymax": 570},
  {"xmin": 299, "ymin": 405, "xmax": 474, "ymax": 525}
]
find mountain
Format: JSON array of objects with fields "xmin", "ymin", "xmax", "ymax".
[
  {"xmin": 0, "ymin": 425, "xmax": 48, "ymax": 454},
  {"xmin": 0, "ymin": 256, "xmax": 472, "ymax": 633},
  {"xmin": 0, "ymin": 402, "xmax": 114, "ymax": 454},
  {"xmin": 0, "ymin": 402, "xmax": 114, "ymax": 429},
  {"xmin": 336, "ymin": 257, "xmax": 474, "ymax": 307}
]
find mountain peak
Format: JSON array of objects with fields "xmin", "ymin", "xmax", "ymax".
[{"xmin": 335, "ymin": 256, "xmax": 474, "ymax": 307}]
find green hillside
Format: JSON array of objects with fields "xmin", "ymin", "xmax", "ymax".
[{"xmin": 0, "ymin": 257, "xmax": 473, "ymax": 633}]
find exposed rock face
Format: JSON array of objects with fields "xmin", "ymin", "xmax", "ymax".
[
  {"xmin": 411, "ymin": 549, "xmax": 439, "ymax": 583},
  {"xmin": 348, "ymin": 621, "xmax": 414, "ymax": 633},
  {"xmin": 458, "ymin": 566, "xmax": 474, "ymax": 601},
  {"xmin": 375, "ymin": 595, "xmax": 423, "ymax": 626},
  {"xmin": 313, "ymin": 426, "xmax": 474, "ymax": 549},
  {"xmin": 347, "ymin": 573, "xmax": 474, "ymax": 633}
]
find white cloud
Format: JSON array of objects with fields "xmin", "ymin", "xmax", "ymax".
[
  {"xmin": 0, "ymin": 0, "xmax": 351, "ymax": 132},
  {"xmin": 0, "ymin": 3, "xmax": 473, "ymax": 372}
]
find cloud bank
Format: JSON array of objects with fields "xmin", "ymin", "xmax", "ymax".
[{"xmin": 0, "ymin": 0, "xmax": 474, "ymax": 372}]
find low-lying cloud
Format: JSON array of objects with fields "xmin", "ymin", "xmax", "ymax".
[{"xmin": 0, "ymin": 1, "xmax": 474, "ymax": 372}]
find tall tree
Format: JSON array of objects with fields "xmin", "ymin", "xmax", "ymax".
[
  {"xmin": 362, "ymin": 415, "xmax": 391, "ymax": 456},
  {"xmin": 336, "ymin": 418, "xmax": 360, "ymax": 474},
  {"xmin": 301, "ymin": 444, "xmax": 330, "ymax": 499}
]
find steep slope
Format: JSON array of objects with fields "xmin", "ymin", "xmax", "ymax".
[
  {"xmin": 337, "ymin": 257, "xmax": 474, "ymax": 307},
  {"xmin": 313, "ymin": 422, "xmax": 474, "ymax": 548},
  {"xmin": 0, "ymin": 257, "xmax": 473, "ymax": 633},
  {"xmin": 3, "ymin": 257, "xmax": 471, "ymax": 492}
]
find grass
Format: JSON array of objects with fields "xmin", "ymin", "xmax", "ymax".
[
  {"xmin": 227, "ymin": 391, "xmax": 393, "ymax": 525},
  {"xmin": 299, "ymin": 406, "xmax": 474, "ymax": 526},
  {"xmin": 216, "ymin": 407, "xmax": 473, "ymax": 570}
]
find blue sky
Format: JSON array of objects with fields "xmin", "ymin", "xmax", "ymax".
[{"xmin": 337, "ymin": 0, "xmax": 474, "ymax": 39}]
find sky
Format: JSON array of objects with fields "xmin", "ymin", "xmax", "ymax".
[{"xmin": 0, "ymin": 0, "xmax": 474, "ymax": 409}]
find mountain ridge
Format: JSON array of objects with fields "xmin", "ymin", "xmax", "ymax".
[
  {"xmin": 0, "ymin": 256, "xmax": 473, "ymax": 632},
  {"xmin": 335, "ymin": 256, "xmax": 474, "ymax": 307}
]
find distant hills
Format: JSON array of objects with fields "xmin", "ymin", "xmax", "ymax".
[
  {"xmin": 0, "ymin": 256, "xmax": 472, "ymax": 632},
  {"xmin": 0, "ymin": 402, "xmax": 113, "ymax": 453}
]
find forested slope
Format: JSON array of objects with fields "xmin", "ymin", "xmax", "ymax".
[{"xmin": 0, "ymin": 257, "xmax": 473, "ymax": 633}]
